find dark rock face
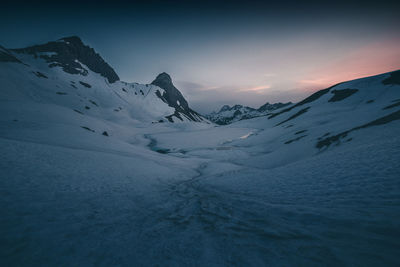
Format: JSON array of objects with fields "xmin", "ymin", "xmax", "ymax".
[
  {"xmin": 79, "ymin": 81, "xmax": 92, "ymax": 88},
  {"xmin": 152, "ymin": 72, "xmax": 189, "ymax": 109},
  {"xmin": 152, "ymin": 72, "xmax": 204, "ymax": 122},
  {"xmin": 258, "ymin": 102, "xmax": 291, "ymax": 112},
  {"xmin": 233, "ymin": 110, "xmax": 242, "ymax": 116},
  {"xmin": 220, "ymin": 105, "xmax": 231, "ymax": 112},
  {"xmin": 316, "ymin": 109, "xmax": 400, "ymax": 149},
  {"xmin": 383, "ymin": 100, "xmax": 400, "ymax": 110},
  {"xmin": 284, "ymin": 134, "xmax": 307, "ymax": 144},
  {"xmin": 33, "ymin": 71, "xmax": 48, "ymax": 79},
  {"xmin": 0, "ymin": 46, "xmax": 22, "ymax": 63},
  {"xmin": 12, "ymin": 36, "xmax": 119, "ymax": 83},
  {"xmin": 276, "ymin": 107, "xmax": 310, "ymax": 126},
  {"xmin": 233, "ymin": 104, "xmax": 246, "ymax": 110},
  {"xmin": 268, "ymin": 83, "xmax": 340, "ymax": 119},
  {"xmin": 382, "ymin": 70, "xmax": 400, "ymax": 85},
  {"xmin": 328, "ymin": 89, "xmax": 358, "ymax": 102}
]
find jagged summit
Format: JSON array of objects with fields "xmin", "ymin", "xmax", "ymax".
[
  {"xmin": 58, "ymin": 36, "xmax": 84, "ymax": 44},
  {"xmin": 220, "ymin": 105, "xmax": 232, "ymax": 112},
  {"xmin": 151, "ymin": 72, "xmax": 204, "ymax": 122},
  {"xmin": 151, "ymin": 72, "xmax": 188, "ymax": 108},
  {"xmin": 207, "ymin": 101, "xmax": 292, "ymax": 125},
  {"xmin": 151, "ymin": 72, "xmax": 187, "ymax": 109},
  {"xmin": 153, "ymin": 72, "xmax": 173, "ymax": 84},
  {"xmin": 12, "ymin": 36, "xmax": 119, "ymax": 83}
]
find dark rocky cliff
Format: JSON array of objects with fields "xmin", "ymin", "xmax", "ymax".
[{"xmin": 12, "ymin": 36, "xmax": 119, "ymax": 83}]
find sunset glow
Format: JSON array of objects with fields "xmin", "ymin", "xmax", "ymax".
[
  {"xmin": 297, "ymin": 37, "xmax": 400, "ymax": 92},
  {"xmin": 1, "ymin": 1, "xmax": 400, "ymax": 265},
  {"xmin": 1, "ymin": 0, "xmax": 399, "ymax": 112},
  {"xmin": 239, "ymin": 85, "xmax": 271, "ymax": 92}
]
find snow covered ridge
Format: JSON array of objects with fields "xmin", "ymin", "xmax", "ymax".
[
  {"xmin": 0, "ymin": 45, "xmax": 22, "ymax": 63},
  {"xmin": 260, "ymin": 69, "xmax": 400, "ymax": 150},
  {"xmin": 206, "ymin": 102, "xmax": 292, "ymax": 125},
  {"xmin": 208, "ymin": 70, "xmax": 400, "ymax": 138},
  {"xmin": 0, "ymin": 36, "xmax": 207, "ymax": 124}
]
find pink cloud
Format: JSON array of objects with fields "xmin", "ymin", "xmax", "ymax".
[
  {"xmin": 239, "ymin": 85, "xmax": 271, "ymax": 92},
  {"xmin": 297, "ymin": 37, "xmax": 400, "ymax": 92}
]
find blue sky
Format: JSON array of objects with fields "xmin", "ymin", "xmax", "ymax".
[{"xmin": 1, "ymin": 0, "xmax": 399, "ymax": 113}]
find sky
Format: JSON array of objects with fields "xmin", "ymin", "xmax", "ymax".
[{"xmin": 1, "ymin": 0, "xmax": 399, "ymax": 113}]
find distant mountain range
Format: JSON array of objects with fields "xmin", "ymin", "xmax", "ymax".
[{"xmin": 206, "ymin": 102, "xmax": 292, "ymax": 125}]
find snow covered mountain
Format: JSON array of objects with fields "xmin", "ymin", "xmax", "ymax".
[
  {"xmin": 0, "ymin": 36, "xmax": 206, "ymax": 125},
  {"xmin": 151, "ymin": 72, "xmax": 204, "ymax": 122},
  {"xmin": 206, "ymin": 102, "xmax": 291, "ymax": 125},
  {"xmin": 149, "ymin": 69, "xmax": 400, "ymax": 166},
  {"xmin": 262, "ymin": 70, "xmax": 400, "ymax": 151},
  {"xmin": 1, "ymin": 36, "xmax": 400, "ymax": 266}
]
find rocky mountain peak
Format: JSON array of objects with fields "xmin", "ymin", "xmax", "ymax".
[
  {"xmin": 151, "ymin": 72, "xmax": 204, "ymax": 122},
  {"xmin": 12, "ymin": 36, "xmax": 119, "ymax": 83},
  {"xmin": 58, "ymin": 36, "xmax": 84, "ymax": 44},
  {"xmin": 153, "ymin": 72, "xmax": 173, "ymax": 85},
  {"xmin": 232, "ymin": 104, "xmax": 243, "ymax": 110},
  {"xmin": 219, "ymin": 105, "xmax": 231, "ymax": 112},
  {"xmin": 151, "ymin": 72, "xmax": 189, "ymax": 109},
  {"xmin": 207, "ymin": 101, "xmax": 292, "ymax": 125}
]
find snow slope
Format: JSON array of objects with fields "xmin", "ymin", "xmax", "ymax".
[
  {"xmin": 1, "ymin": 36, "xmax": 206, "ymax": 125},
  {"xmin": 1, "ymin": 36, "xmax": 400, "ymax": 266}
]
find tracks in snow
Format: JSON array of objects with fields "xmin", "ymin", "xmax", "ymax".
[{"xmin": 140, "ymin": 132, "xmax": 313, "ymax": 264}]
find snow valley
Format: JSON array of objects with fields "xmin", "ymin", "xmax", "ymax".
[{"xmin": 1, "ymin": 36, "xmax": 400, "ymax": 266}]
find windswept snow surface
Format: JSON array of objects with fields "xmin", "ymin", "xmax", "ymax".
[{"xmin": 1, "ymin": 46, "xmax": 400, "ymax": 265}]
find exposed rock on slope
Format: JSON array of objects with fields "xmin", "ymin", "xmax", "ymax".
[
  {"xmin": 152, "ymin": 72, "xmax": 205, "ymax": 122},
  {"xmin": 12, "ymin": 36, "xmax": 120, "ymax": 83},
  {"xmin": 0, "ymin": 45, "xmax": 22, "ymax": 63}
]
